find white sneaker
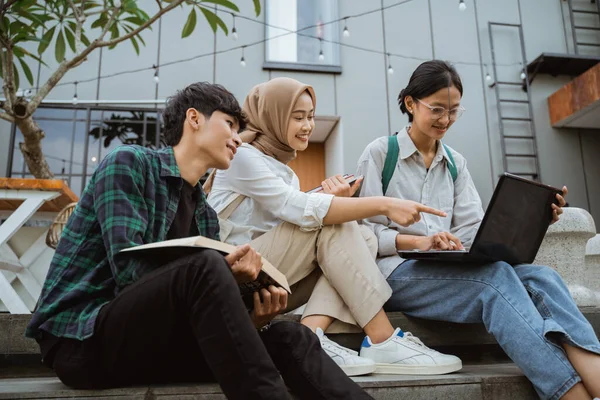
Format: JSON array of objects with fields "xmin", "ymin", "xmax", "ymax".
[
  {"xmin": 359, "ymin": 328, "xmax": 462, "ymax": 375},
  {"xmin": 316, "ymin": 328, "xmax": 376, "ymax": 376}
]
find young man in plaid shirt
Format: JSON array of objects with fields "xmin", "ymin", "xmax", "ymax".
[{"xmin": 26, "ymin": 82, "xmax": 372, "ymax": 400}]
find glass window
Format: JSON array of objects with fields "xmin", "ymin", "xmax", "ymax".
[
  {"xmin": 9, "ymin": 106, "xmax": 164, "ymax": 197},
  {"xmin": 265, "ymin": 0, "xmax": 341, "ymax": 71}
]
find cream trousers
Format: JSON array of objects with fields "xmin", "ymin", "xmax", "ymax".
[{"xmin": 250, "ymin": 221, "xmax": 392, "ymax": 333}]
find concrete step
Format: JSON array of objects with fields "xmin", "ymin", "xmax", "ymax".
[
  {"xmin": 0, "ymin": 363, "xmax": 537, "ymax": 399},
  {"xmin": 3, "ymin": 308, "xmax": 600, "ymax": 361}
]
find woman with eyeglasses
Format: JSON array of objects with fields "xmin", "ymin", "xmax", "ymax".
[{"xmin": 357, "ymin": 60, "xmax": 600, "ymax": 400}]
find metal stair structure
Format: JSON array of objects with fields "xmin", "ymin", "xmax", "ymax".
[
  {"xmin": 567, "ymin": 0, "xmax": 600, "ymax": 54},
  {"xmin": 488, "ymin": 22, "xmax": 541, "ymax": 181}
]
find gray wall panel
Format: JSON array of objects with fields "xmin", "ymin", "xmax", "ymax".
[{"xmin": 156, "ymin": 4, "xmax": 215, "ymax": 99}]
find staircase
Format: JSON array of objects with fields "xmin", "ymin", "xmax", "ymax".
[
  {"xmin": 3, "ymin": 311, "xmax": 600, "ymax": 399},
  {"xmin": 488, "ymin": 22, "xmax": 541, "ymax": 181},
  {"xmin": 567, "ymin": 0, "xmax": 600, "ymax": 55}
]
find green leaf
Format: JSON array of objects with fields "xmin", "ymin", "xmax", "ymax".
[
  {"xmin": 124, "ymin": 16, "xmax": 145, "ymax": 25},
  {"xmin": 10, "ymin": 20, "xmax": 26, "ymax": 35},
  {"xmin": 199, "ymin": 7, "xmax": 227, "ymax": 34},
  {"xmin": 80, "ymin": 33, "xmax": 91, "ymax": 47},
  {"xmin": 135, "ymin": 8, "xmax": 150, "ymax": 21},
  {"xmin": 130, "ymin": 36, "xmax": 140, "ymax": 55},
  {"xmin": 12, "ymin": 47, "xmax": 24, "ymax": 58},
  {"xmin": 17, "ymin": 57, "xmax": 34, "ymax": 86},
  {"xmin": 199, "ymin": 0, "xmax": 239, "ymax": 12},
  {"xmin": 64, "ymin": 27, "xmax": 76, "ymax": 52},
  {"xmin": 91, "ymin": 13, "xmax": 108, "ymax": 29},
  {"xmin": 136, "ymin": 32, "xmax": 146, "ymax": 46},
  {"xmin": 181, "ymin": 8, "xmax": 197, "ymax": 38},
  {"xmin": 22, "ymin": 49, "xmax": 48, "ymax": 67},
  {"xmin": 253, "ymin": 0, "xmax": 261, "ymax": 17},
  {"xmin": 122, "ymin": 0, "xmax": 137, "ymax": 12},
  {"xmin": 38, "ymin": 25, "xmax": 56, "ymax": 55},
  {"xmin": 108, "ymin": 23, "xmax": 119, "ymax": 49},
  {"xmin": 55, "ymin": 29, "xmax": 66, "ymax": 62},
  {"xmin": 15, "ymin": 8, "xmax": 46, "ymax": 26}
]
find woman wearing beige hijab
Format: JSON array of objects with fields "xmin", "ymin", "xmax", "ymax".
[{"xmin": 207, "ymin": 77, "xmax": 462, "ymax": 377}]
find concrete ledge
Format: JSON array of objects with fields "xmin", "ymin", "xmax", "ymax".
[
  {"xmin": 4, "ymin": 309, "xmax": 599, "ymax": 359},
  {"xmin": 586, "ymin": 234, "xmax": 600, "ymax": 293},
  {"xmin": 0, "ymin": 364, "xmax": 536, "ymax": 400},
  {"xmin": 535, "ymin": 207, "xmax": 598, "ymax": 306}
]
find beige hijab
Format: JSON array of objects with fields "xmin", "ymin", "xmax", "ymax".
[
  {"xmin": 203, "ymin": 77, "xmax": 316, "ymax": 194},
  {"xmin": 240, "ymin": 77, "xmax": 316, "ymax": 165}
]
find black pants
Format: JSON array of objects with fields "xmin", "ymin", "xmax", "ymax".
[{"xmin": 42, "ymin": 250, "xmax": 372, "ymax": 400}]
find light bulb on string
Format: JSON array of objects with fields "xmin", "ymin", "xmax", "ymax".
[
  {"xmin": 240, "ymin": 46, "xmax": 246, "ymax": 67},
  {"xmin": 459, "ymin": 0, "xmax": 466, "ymax": 11},
  {"xmin": 520, "ymin": 69, "xmax": 527, "ymax": 80},
  {"xmin": 231, "ymin": 14, "xmax": 238, "ymax": 40},
  {"xmin": 72, "ymin": 82, "xmax": 78, "ymax": 105},
  {"xmin": 318, "ymin": 39, "xmax": 325, "ymax": 62},
  {"xmin": 485, "ymin": 72, "xmax": 492, "ymax": 83},
  {"xmin": 387, "ymin": 53, "xmax": 393, "ymax": 74},
  {"xmin": 153, "ymin": 64, "xmax": 159, "ymax": 84},
  {"xmin": 343, "ymin": 17, "xmax": 350, "ymax": 38}
]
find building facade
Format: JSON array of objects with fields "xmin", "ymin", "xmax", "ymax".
[{"xmin": 1, "ymin": 0, "xmax": 599, "ymax": 224}]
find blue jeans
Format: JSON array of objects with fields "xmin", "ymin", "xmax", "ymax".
[{"xmin": 385, "ymin": 260, "xmax": 600, "ymax": 400}]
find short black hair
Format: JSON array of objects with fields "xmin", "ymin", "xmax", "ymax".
[
  {"xmin": 162, "ymin": 82, "xmax": 247, "ymax": 146},
  {"xmin": 398, "ymin": 60, "xmax": 463, "ymax": 122}
]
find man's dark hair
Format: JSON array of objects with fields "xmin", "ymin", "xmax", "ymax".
[
  {"xmin": 397, "ymin": 60, "xmax": 463, "ymax": 122},
  {"xmin": 162, "ymin": 82, "xmax": 247, "ymax": 146}
]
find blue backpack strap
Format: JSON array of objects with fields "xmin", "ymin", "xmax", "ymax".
[
  {"xmin": 442, "ymin": 143, "xmax": 458, "ymax": 182},
  {"xmin": 382, "ymin": 135, "xmax": 399, "ymax": 195}
]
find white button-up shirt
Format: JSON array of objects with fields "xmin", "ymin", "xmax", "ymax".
[
  {"xmin": 356, "ymin": 127, "xmax": 484, "ymax": 278},
  {"xmin": 207, "ymin": 143, "xmax": 334, "ymax": 245}
]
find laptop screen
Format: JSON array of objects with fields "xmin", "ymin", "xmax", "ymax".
[{"xmin": 471, "ymin": 174, "xmax": 561, "ymax": 265}]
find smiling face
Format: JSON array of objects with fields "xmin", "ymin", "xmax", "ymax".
[
  {"xmin": 286, "ymin": 91, "xmax": 315, "ymax": 151},
  {"xmin": 192, "ymin": 109, "xmax": 242, "ymax": 170},
  {"xmin": 404, "ymin": 85, "xmax": 462, "ymax": 141}
]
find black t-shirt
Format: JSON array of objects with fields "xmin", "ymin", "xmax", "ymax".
[{"xmin": 167, "ymin": 180, "xmax": 199, "ymax": 240}]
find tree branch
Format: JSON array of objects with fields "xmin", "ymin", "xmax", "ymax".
[
  {"xmin": 0, "ymin": 112, "xmax": 14, "ymax": 123},
  {"xmin": 0, "ymin": 38, "xmax": 16, "ymax": 113},
  {"xmin": 67, "ymin": 0, "xmax": 86, "ymax": 52},
  {"xmin": 0, "ymin": 0, "xmax": 19, "ymax": 15},
  {"xmin": 27, "ymin": 0, "xmax": 185, "ymax": 115},
  {"xmin": 98, "ymin": 5, "xmax": 121, "ymax": 43},
  {"xmin": 155, "ymin": 0, "xmax": 163, "ymax": 10}
]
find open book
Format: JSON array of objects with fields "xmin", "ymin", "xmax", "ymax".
[{"xmin": 120, "ymin": 236, "xmax": 291, "ymax": 309}]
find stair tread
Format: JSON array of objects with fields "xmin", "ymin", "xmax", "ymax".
[{"xmin": 0, "ymin": 364, "xmax": 530, "ymax": 398}]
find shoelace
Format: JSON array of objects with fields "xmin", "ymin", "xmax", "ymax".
[
  {"xmin": 321, "ymin": 336, "xmax": 356, "ymax": 357},
  {"xmin": 402, "ymin": 332, "xmax": 426, "ymax": 347}
]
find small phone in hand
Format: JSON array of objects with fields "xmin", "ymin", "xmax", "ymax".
[{"xmin": 306, "ymin": 174, "xmax": 363, "ymax": 197}]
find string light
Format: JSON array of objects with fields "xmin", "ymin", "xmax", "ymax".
[
  {"xmin": 520, "ymin": 69, "xmax": 527, "ymax": 80},
  {"xmin": 318, "ymin": 39, "xmax": 325, "ymax": 62},
  {"xmin": 153, "ymin": 65, "xmax": 159, "ymax": 84},
  {"xmin": 240, "ymin": 45, "xmax": 246, "ymax": 67},
  {"xmin": 459, "ymin": 0, "xmax": 466, "ymax": 11},
  {"xmin": 387, "ymin": 53, "xmax": 394, "ymax": 74},
  {"xmin": 18, "ymin": 1, "xmax": 529, "ymax": 96},
  {"xmin": 343, "ymin": 17, "xmax": 350, "ymax": 38},
  {"xmin": 231, "ymin": 14, "xmax": 238, "ymax": 40},
  {"xmin": 72, "ymin": 82, "xmax": 78, "ymax": 105}
]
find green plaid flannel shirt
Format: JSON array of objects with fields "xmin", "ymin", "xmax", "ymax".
[{"xmin": 26, "ymin": 145, "xmax": 220, "ymax": 340}]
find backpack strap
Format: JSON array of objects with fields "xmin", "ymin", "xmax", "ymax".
[
  {"xmin": 382, "ymin": 135, "xmax": 399, "ymax": 195},
  {"xmin": 442, "ymin": 143, "xmax": 458, "ymax": 183}
]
